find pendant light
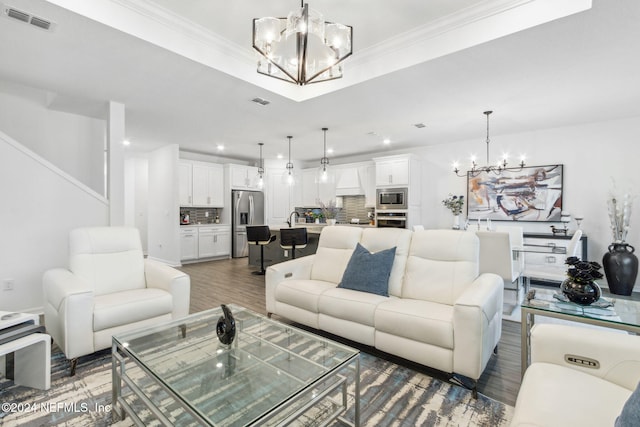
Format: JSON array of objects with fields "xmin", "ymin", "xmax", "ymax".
[
  {"xmin": 319, "ymin": 127, "xmax": 330, "ymax": 183},
  {"xmin": 257, "ymin": 142, "xmax": 265, "ymax": 189},
  {"xmin": 286, "ymin": 136, "xmax": 294, "ymax": 185}
]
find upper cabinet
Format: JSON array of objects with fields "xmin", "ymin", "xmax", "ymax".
[
  {"xmin": 179, "ymin": 162, "xmax": 193, "ymax": 206},
  {"xmin": 230, "ymin": 164, "xmax": 261, "ymax": 190},
  {"xmin": 298, "ymin": 168, "xmax": 337, "ymax": 207},
  {"xmin": 179, "ymin": 160, "xmax": 224, "ymax": 207},
  {"xmin": 359, "ymin": 164, "xmax": 376, "ymax": 208},
  {"xmin": 374, "ymin": 157, "xmax": 410, "ymax": 186}
]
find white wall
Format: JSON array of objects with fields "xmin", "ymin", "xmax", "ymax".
[
  {"xmin": 0, "ymin": 131, "xmax": 109, "ymax": 313},
  {"xmin": 147, "ymin": 144, "xmax": 181, "ymax": 266},
  {"xmin": 0, "ymin": 81, "xmax": 106, "ymax": 195},
  {"xmin": 414, "ymin": 115, "xmax": 640, "ymax": 290},
  {"xmin": 125, "ymin": 155, "xmax": 149, "ymax": 254}
]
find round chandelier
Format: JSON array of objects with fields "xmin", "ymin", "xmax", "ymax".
[{"xmin": 252, "ymin": 2, "xmax": 353, "ymax": 85}]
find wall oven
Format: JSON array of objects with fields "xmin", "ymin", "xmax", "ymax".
[
  {"xmin": 376, "ymin": 188, "xmax": 408, "ymax": 210},
  {"xmin": 376, "ymin": 211, "xmax": 407, "ymax": 228}
]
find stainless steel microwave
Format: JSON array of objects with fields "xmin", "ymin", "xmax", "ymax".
[{"xmin": 376, "ymin": 187, "xmax": 408, "ymax": 210}]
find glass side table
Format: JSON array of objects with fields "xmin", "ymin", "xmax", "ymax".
[{"xmin": 521, "ymin": 287, "xmax": 640, "ymax": 378}]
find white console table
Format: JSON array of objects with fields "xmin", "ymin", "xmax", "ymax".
[{"xmin": 0, "ymin": 311, "xmax": 51, "ymax": 390}]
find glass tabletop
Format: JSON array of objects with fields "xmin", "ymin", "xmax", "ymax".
[
  {"xmin": 113, "ymin": 304, "xmax": 358, "ymax": 426},
  {"xmin": 522, "ymin": 287, "xmax": 640, "ymax": 328}
]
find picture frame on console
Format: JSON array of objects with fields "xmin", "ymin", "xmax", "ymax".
[{"xmin": 466, "ymin": 164, "xmax": 563, "ymax": 222}]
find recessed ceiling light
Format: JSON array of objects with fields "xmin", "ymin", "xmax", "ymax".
[
  {"xmin": 383, "ymin": 138, "xmax": 391, "ymax": 145},
  {"xmin": 217, "ymin": 144, "xmax": 224, "ymax": 151},
  {"xmin": 277, "ymin": 153, "xmax": 283, "ymax": 159},
  {"xmin": 251, "ymin": 97, "xmax": 270, "ymax": 106},
  {"xmin": 327, "ymin": 148, "xmax": 334, "ymax": 154},
  {"xmin": 122, "ymin": 139, "xmax": 131, "ymax": 146},
  {"xmin": 414, "ymin": 123, "xmax": 426, "ymax": 128}
]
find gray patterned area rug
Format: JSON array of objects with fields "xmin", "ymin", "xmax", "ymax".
[{"xmin": 1, "ymin": 345, "xmax": 513, "ymax": 426}]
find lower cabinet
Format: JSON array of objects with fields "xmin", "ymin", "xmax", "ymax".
[
  {"xmin": 198, "ymin": 226, "xmax": 231, "ymax": 258},
  {"xmin": 180, "ymin": 228, "xmax": 198, "ymax": 261},
  {"xmin": 181, "ymin": 225, "xmax": 231, "ymax": 262}
]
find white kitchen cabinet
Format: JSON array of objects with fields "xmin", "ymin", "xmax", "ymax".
[
  {"xmin": 299, "ymin": 168, "xmax": 336, "ymax": 207},
  {"xmin": 200, "ymin": 225, "xmax": 231, "ymax": 258},
  {"xmin": 360, "ymin": 164, "xmax": 376, "ymax": 208},
  {"xmin": 180, "ymin": 227, "xmax": 198, "ymax": 261},
  {"xmin": 178, "ymin": 162, "xmax": 193, "ymax": 206},
  {"xmin": 192, "ymin": 163, "xmax": 224, "ymax": 207},
  {"xmin": 374, "ymin": 157, "xmax": 409, "ymax": 186},
  {"xmin": 230, "ymin": 164, "xmax": 260, "ymax": 190}
]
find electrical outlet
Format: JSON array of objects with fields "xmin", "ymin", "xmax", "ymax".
[
  {"xmin": 284, "ymin": 250, "xmax": 288, "ymax": 257},
  {"xmin": 3, "ymin": 279, "xmax": 14, "ymax": 291}
]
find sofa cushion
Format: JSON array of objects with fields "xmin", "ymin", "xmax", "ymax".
[
  {"xmin": 616, "ymin": 381, "xmax": 640, "ymax": 427},
  {"xmin": 375, "ymin": 298, "xmax": 454, "ymax": 349},
  {"xmin": 338, "ymin": 243, "xmax": 396, "ymax": 296},
  {"xmin": 512, "ymin": 362, "xmax": 631, "ymax": 427},
  {"xmin": 403, "ymin": 230, "xmax": 479, "ymax": 305},
  {"xmin": 275, "ymin": 279, "xmax": 337, "ymax": 313},
  {"xmin": 93, "ymin": 288, "xmax": 172, "ymax": 332},
  {"xmin": 319, "ymin": 288, "xmax": 390, "ymax": 326},
  {"xmin": 311, "ymin": 226, "xmax": 363, "ymax": 284},
  {"xmin": 360, "ymin": 228, "xmax": 413, "ymax": 297}
]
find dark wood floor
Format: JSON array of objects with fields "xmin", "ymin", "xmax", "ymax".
[{"xmin": 178, "ymin": 258, "xmax": 522, "ymax": 406}]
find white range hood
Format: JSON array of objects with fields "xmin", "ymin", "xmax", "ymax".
[{"xmin": 335, "ymin": 167, "xmax": 364, "ymax": 196}]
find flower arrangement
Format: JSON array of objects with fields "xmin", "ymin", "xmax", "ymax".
[
  {"xmin": 442, "ymin": 194, "xmax": 465, "ymax": 216},
  {"xmin": 317, "ymin": 199, "xmax": 339, "ymax": 219},
  {"xmin": 607, "ymin": 192, "xmax": 632, "ymax": 243},
  {"xmin": 565, "ymin": 256, "xmax": 604, "ymax": 283}
]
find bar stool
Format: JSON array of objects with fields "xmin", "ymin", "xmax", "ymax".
[
  {"xmin": 246, "ymin": 225, "xmax": 276, "ymax": 275},
  {"xmin": 280, "ymin": 228, "xmax": 308, "ymax": 260}
]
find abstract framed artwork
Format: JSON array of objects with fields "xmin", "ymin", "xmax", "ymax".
[{"xmin": 467, "ymin": 164, "xmax": 563, "ymax": 222}]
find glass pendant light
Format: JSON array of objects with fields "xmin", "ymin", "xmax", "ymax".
[
  {"xmin": 285, "ymin": 136, "xmax": 294, "ymax": 185},
  {"xmin": 257, "ymin": 142, "xmax": 265, "ymax": 189},
  {"xmin": 317, "ymin": 127, "xmax": 333, "ymax": 183}
]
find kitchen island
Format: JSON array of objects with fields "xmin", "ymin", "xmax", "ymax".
[{"xmin": 248, "ymin": 223, "xmax": 374, "ymax": 269}]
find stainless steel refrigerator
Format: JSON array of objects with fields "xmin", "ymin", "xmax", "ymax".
[{"xmin": 232, "ymin": 190, "xmax": 265, "ymax": 257}]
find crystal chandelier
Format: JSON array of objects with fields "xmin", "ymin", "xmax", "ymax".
[
  {"xmin": 257, "ymin": 142, "xmax": 265, "ymax": 188},
  {"xmin": 252, "ymin": 2, "xmax": 352, "ymax": 85},
  {"xmin": 453, "ymin": 111, "xmax": 526, "ymax": 177}
]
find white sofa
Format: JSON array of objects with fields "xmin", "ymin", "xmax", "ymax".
[
  {"xmin": 266, "ymin": 226, "xmax": 503, "ymax": 391},
  {"xmin": 512, "ymin": 324, "xmax": 640, "ymax": 426},
  {"xmin": 43, "ymin": 227, "xmax": 190, "ymax": 375}
]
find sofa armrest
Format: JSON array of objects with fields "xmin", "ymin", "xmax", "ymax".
[
  {"xmin": 42, "ymin": 268, "xmax": 94, "ymax": 359},
  {"xmin": 531, "ymin": 323, "xmax": 640, "ymax": 390},
  {"xmin": 144, "ymin": 259, "xmax": 191, "ymax": 319},
  {"xmin": 265, "ymin": 255, "xmax": 316, "ymax": 314},
  {"xmin": 452, "ymin": 272, "xmax": 503, "ymax": 379}
]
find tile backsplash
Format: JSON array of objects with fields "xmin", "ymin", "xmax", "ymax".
[
  {"xmin": 180, "ymin": 207, "xmax": 221, "ymax": 224},
  {"xmin": 296, "ymin": 195, "xmax": 374, "ymax": 224}
]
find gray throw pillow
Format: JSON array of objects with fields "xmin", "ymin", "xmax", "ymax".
[
  {"xmin": 616, "ymin": 381, "xmax": 640, "ymax": 427},
  {"xmin": 338, "ymin": 243, "xmax": 396, "ymax": 297}
]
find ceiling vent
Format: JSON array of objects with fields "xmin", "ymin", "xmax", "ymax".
[
  {"xmin": 251, "ymin": 97, "xmax": 270, "ymax": 106},
  {"xmin": 3, "ymin": 5, "xmax": 55, "ymax": 31},
  {"xmin": 414, "ymin": 123, "xmax": 426, "ymax": 129}
]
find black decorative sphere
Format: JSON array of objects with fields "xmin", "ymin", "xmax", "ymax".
[{"xmin": 561, "ymin": 278, "xmax": 601, "ymax": 306}]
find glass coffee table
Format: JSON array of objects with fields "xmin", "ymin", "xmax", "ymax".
[
  {"xmin": 521, "ymin": 287, "xmax": 640, "ymax": 378},
  {"xmin": 112, "ymin": 304, "xmax": 360, "ymax": 426}
]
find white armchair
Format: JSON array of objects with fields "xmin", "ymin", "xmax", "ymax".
[
  {"xmin": 43, "ymin": 227, "xmax": 190, "ymax": 375},
  {"xmin": 512, "ymin": 323, "xmax": 640, "ymax": 426}
]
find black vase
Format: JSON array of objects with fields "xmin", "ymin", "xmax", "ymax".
[
  {"xmin": 603, "ymin": 243, "xmax": 638, "ymax": 296},
  {"xmin": 561, "ymin": 278, "xmax": 602, "ymax": 305},
  {"xmin": 216, "ymin": 304, "xmax": 236, "ymax": 345}
]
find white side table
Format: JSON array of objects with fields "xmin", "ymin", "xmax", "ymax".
[{"xmin": 0, "ymin": 311, "xmax": 51, "ymax": 390}]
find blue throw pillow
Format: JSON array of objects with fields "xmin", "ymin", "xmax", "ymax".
[
  {"xmin": 616, "ymin": 381, "xmax": 640, "ymax": 427},
  {"xmin": 338, "ymin": 243, "xmax": 396, "ymax": 297}
]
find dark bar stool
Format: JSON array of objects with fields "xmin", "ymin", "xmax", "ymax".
[
  {"xmin": 280, "ymin": 228, "xmax": 308, "ymax": 260},
  {"xmin": 246, "ymin": 225, "xmax": 276, "ymax": 275}
]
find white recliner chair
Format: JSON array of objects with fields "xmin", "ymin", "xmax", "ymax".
[{"xmin": 43, "ymin": 227, "xmax": 190, "ymax": 375}]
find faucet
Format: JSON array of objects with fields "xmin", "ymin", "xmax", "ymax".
[{"xmin": 287, "ymin": 211, "xmax": 300, "ymax": 228}]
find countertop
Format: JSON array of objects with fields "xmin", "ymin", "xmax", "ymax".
[{"xmin": 269, "ymin": 223, "xmax": 376, "ymax": 234}]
